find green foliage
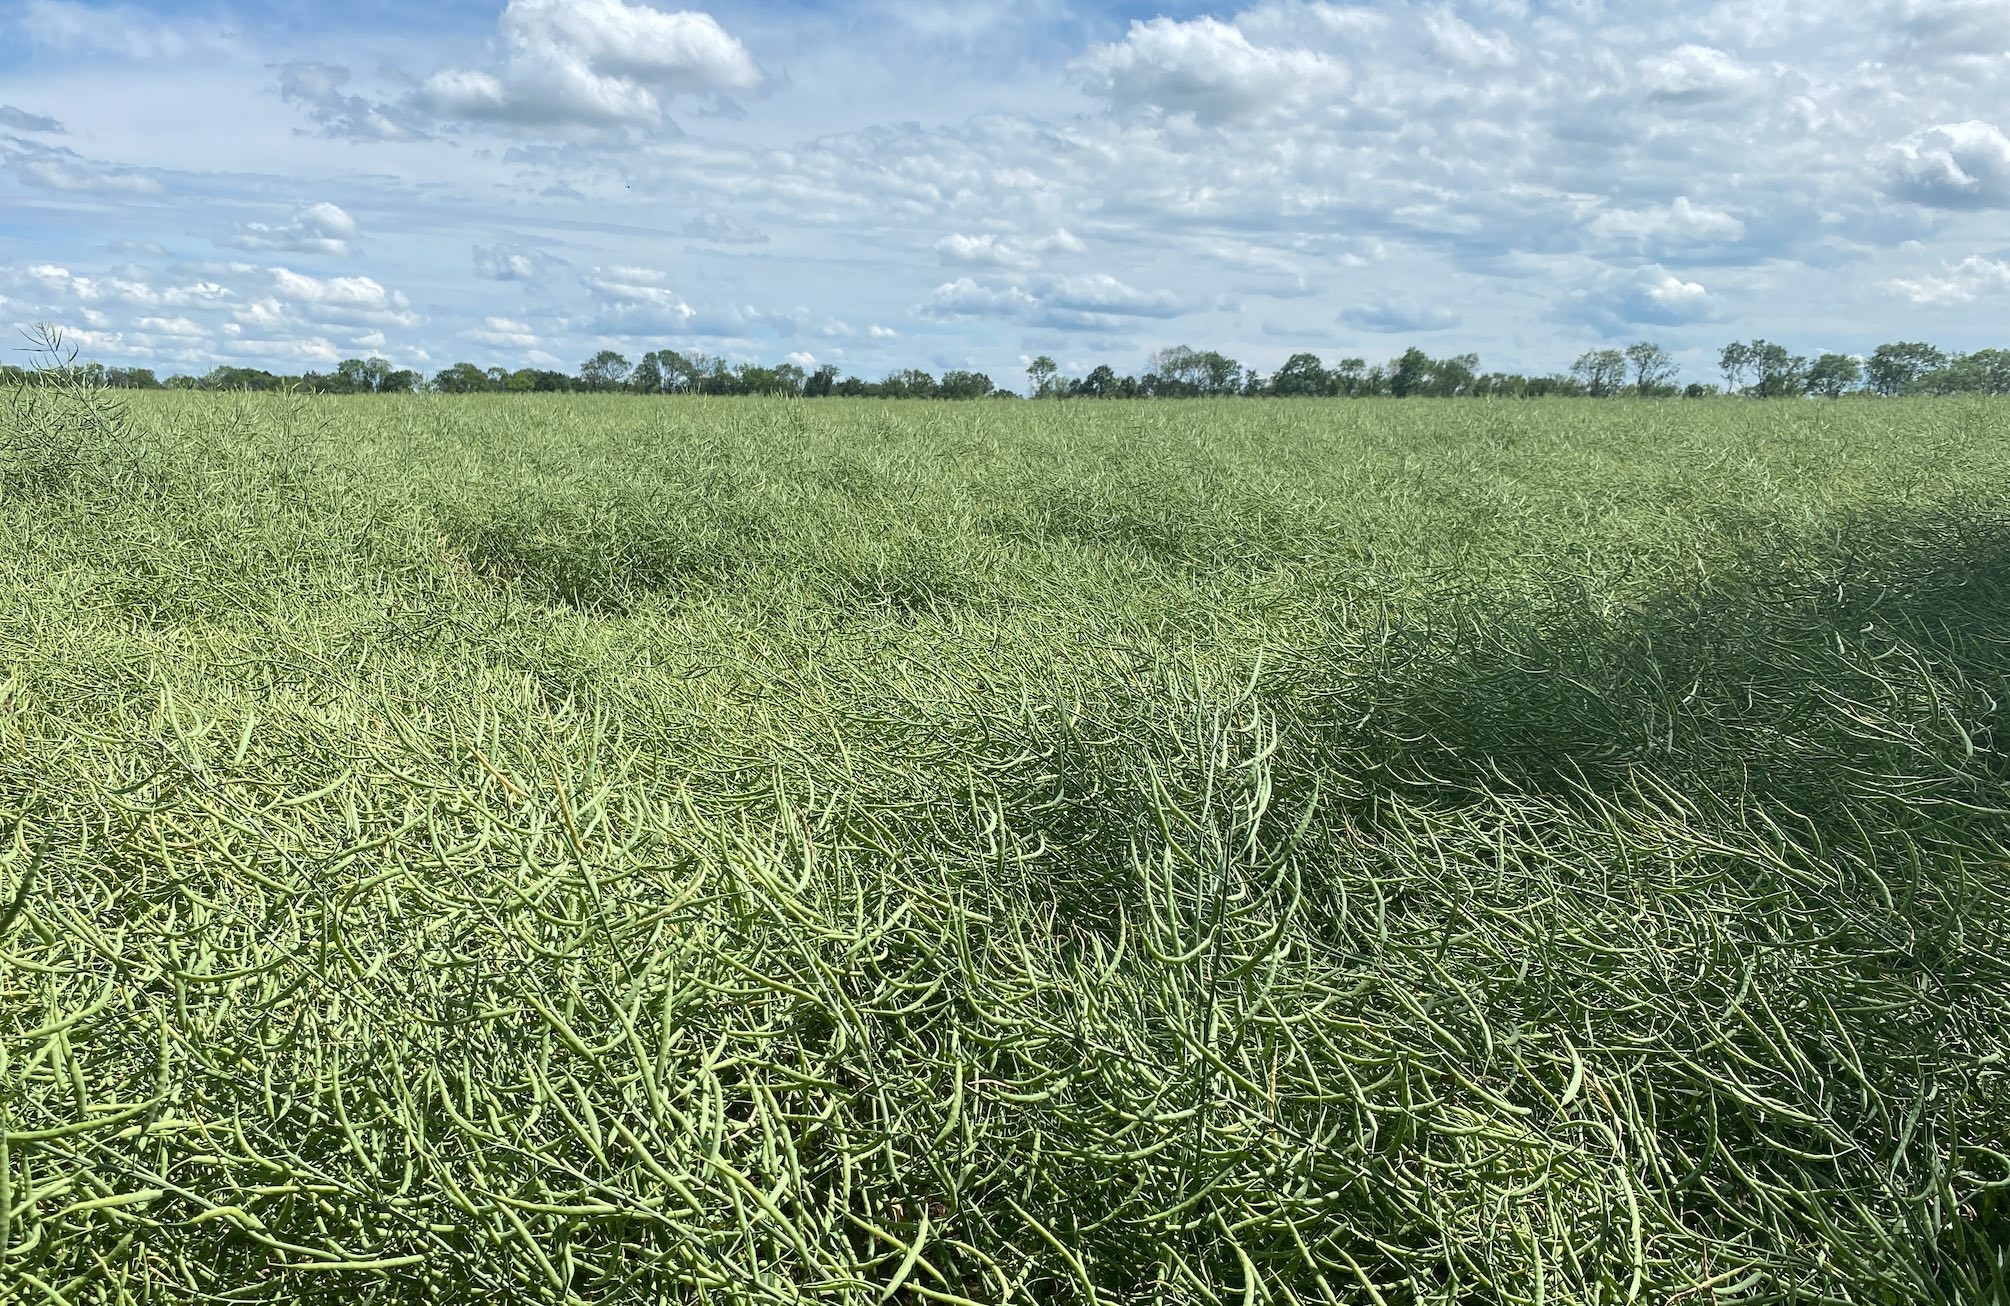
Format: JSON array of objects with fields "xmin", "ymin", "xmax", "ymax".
[{"xmin": 3, "ymin": 385, "xmax": 2007, "ymax": 1301}]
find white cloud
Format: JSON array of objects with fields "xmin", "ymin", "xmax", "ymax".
[
  {"xmin": 921, "ymin": 272, "xmax": 1181, "ymax": 328},
  {"xmin": 16, "ymin": 0, "xmax": 228, "ymax": 60},
  {"xmin": 474, "ymin": 243, "xmax": 565, "ymax": 281},
  {"xmin": 1634, "ymin": 44, "xmax": 1764, "ymax": 103},
  {"xmin": 2, "ymin": 137, "xmax": 162, "ymax": 194},
  {"xmin": 227, "ymin": 203, "xmax": 360, "ymax": 257},
  {"xmin": 469, "ymin": 316, "xmax": 547, "ymax": 348},
  {"xmin": 1587, "ymin": 196, "xmax": 1746, "ymax": 244},
  {"xmin": 278, "ymin": 63, "xmax": 426, "ymax": 142},
  {"xmin": 130, "ymin": 315, "xmax": 206, "ymax": 338},
  {"xmin": 1612, "ymin": 267, "xmax": 1726, "ymax": 326},
  {"xmin": 1077, "ymin": 16, "xmax": 1347, "ymax": 126},
  {"xmin": 234, "ymin": 268, "xmax": 421, "ymax": 331},
  {"xmin": 582, "ymin": 265, "xmax": 699, "ymax": 331},
  {"xmin": 1340, "ymin": 300, "xmax": 1460, "ymax": 333},
  {"xmin": 1036, "ymin": 272, "xmax": 1181, "ymax": 319},
  {"xmin": 417, "ymin": 0, "xmax": 761, "ymax": 131},
  {"xmin": 936, "ymin": 233, "xmax": 1041, "ymax": 271},
  {"xmin": 683, "ymin": 210, "xmax": 769, "ymax": 244},
  {"xmin": 922, "ymin": 278, "xmax": 1039, "ymax": 318},
  {"xmin": 1423, "ymin": 11, "xmax": 1516, "ymax": 68},
  {"xmin": 935, "ymin": 228, "xmax": 1086, "ymax": 271},
  {"xmin": 0, "ymin": 105, "xmax": 63, "ymax": 133},
  {"xmin": 1891, "ymin": 255, "xmax": 2010, "ymax": 304},
  {"xmin": 1884, "ymin": 121, "xmax": 2010, "ymax": 210}
]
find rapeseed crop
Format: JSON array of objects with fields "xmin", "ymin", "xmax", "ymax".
[{"xmin": 1, "ymin": 386, "xmax": 2004, "ymax": 1301}]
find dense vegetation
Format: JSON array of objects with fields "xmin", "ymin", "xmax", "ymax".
[
  {"xmin": 1, "ymin": 375, "xmax": 2006, "ymax": 1302},
  {"xmin": 10, "ymin": 333, "xmax": 2010, "ymax": 400}
]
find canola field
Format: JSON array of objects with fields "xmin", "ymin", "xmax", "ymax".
[{"xmin": 0, "ymin": 384, "xmax": 2006, "ymax": 1302}]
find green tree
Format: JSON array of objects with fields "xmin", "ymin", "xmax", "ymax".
[
  {"xmin": 1865, "ymin": 341, "xmax": 1948, "ymax": 396},
  {"xmin": 1916, "ymin": 348, "xmax": 2010, "ymax": 395},
  {"xmin": 1624, "ymin": 341, "xmax": 1678, "ymax": 393},
  {"xmin": 1270, "ymin": 352, "xmax": 1331, "ymax": 397},
  {"xmin": 939, "ymin": 370, "xmax": 995, "ymax": 399},
  {"xmin": 629, "ymin": 353, "xmax": 666, "ymax": 394},
  {"xmin": 1150, "ymin": 346, "xmax": 1242, "ymax": 396},
  {"xmin": 1025, "ymin": 355, "xmax": 1058, "ymax": 398},
  {"xmin": 1748, "ymin": 341, "xmax": 1808, "ymax": 398},
  {"xmin": 1806, "ymin": 353, "xmax": 1863, "ymax": 398},
  {"xmin": 432, "ymin": 362, "xmax": 495, "ymax": 393},
  {"xmin": 1073, "ymin": 364, "xmax": 1120, "ymax": 398},
  {"xmin": 579, "ymin": 350, "xmax": 632, "ymax": 390},
  {"xmin": 1719, "ymin": 341, "xmax": 1755, "ymax": 392},
  {"xmin": 1570, "ymin": 348, "xmax": 1627, "ymax": 397}
]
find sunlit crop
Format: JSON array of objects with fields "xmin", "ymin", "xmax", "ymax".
[{"xmin": 1, "ymin": 386, "xmax": 2005, "ymax": 1302}]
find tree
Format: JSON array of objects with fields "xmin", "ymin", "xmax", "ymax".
[
  {"xmin": 1074, "ymin": 364, "xmax": 1119, "ymax": 398},
  {"xmin": 1865, "ymin": 341, "xmax": 1948, "ymax": 396},
  {"xmin": 1150, "ymin": 345, "xmax": 1242, "ymax": 396},
  {"xmin": 1026, "ymin": 355, "xmax": 1058, "ymax": 398},
  {"xmin": 1916, "ymin": 348, "xmax": 2010, "ymax": 395},
  {"xmin": 1624, "ymin": 341, "xmax": 1678, "ymax": 393},
  {"xmin": 1748, "ymin": 341, "xmax": 1807, "ymax": 398},
  {"xmin": 433, "ymin": 362, "xmax": 496, "ymax": 394},
  {"xmin": 1333, "ymin": 358, "xmax": 1369, "ymax": 396},
  {"xmin": 1806, "ymin": 353, "xmax": 1863, "ymax": 398},
  {"xmin": 939, "ymin": 370, "xmax": 994, "ymax": 399},
  {"xmin": 1270, "ymin": 352, "xmax": 1331, "ymax": 397},
  {"xmin": 1389, "ymin": 347, "xmax": 1433, "ymax": 398},
  {"xmin": 1718, "ymin": 341, "xmax": 1755, "ymax": 392},
  {"xmin": 579, "ymin": 350, "xmax": 632, "ymax": 390},
  {"xmin": 883, "ymin": 368, "xmax": 938, "ymax": 399},
  {"xmin": 803, "ymin": 364, "xmax": 839, "ymax": 397},
  {"xmin": 1571, "ymin": 348, "xmax": 1628, "ymax": 397},
  {"xmin": 629, "ymin": 353, "xmax": 666, "ymax": 394}
]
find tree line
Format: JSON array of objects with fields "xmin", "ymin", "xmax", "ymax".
[{"xmin": 6, "ymin": 340, "xmax": 2007, "ymax": 399}]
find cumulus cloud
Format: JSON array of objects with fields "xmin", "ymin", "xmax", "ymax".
[
  {"xmin": 16, "ymin": 263, "xmax": 232, "ymax": 311},
  {"xmin": 1423, "ymin": 11, "xmax": 1516, "ymax": 68},
  {"xmin": 920, "ymin": 278, "xmax": 1039, "ymax": 318},
  {"xmin": 231, "ymin": 268, "xmax": 420, "ymax": 333},
  {"xmin": 468, "ymin": 316, "xmax": 546, "ymax": 349},
  {"xmin": 416, "ymin": 0, "xmax": 761, "ymax": 131},
  {"xmin": 1891, "ymin": 255, "xmax": 2010, "ymax": 304},
  {"xmin": 1884, "ymin": 121, "xmax": 2010, "ymax": 209},
  {"xmin": 921, "ymin": 272, "xmax": 1181, "ymax": 330},
  {"xmin": 474, "ymin": 243, "xmax": 567, "ymax": 281},
  {"xmin": 1587, "ymin": 197, "xmax": 1746, "ymax": 245},
  {"xmin": 1077, "ymin": 16, "xmax": 1347, "ymax": 126},
  {"xmin": 582, "ymin": 264, "xmax": 700, "ymax": 331},
  {"xmin": 1037, "ymin": 272, "xmax": 1181, "ymax": 320},
  {"xmin": 1339, "ymin": 300, "xmax": 1460, "ymax": 333},
  {"xmin": 1897, "ymin": 0, "xmax": 2010, "ymax": 57},
  {"xmin": 1, "ymin": 137, "xmax": 161, "ymax": 194},
  {"xmin": 227, "ymin": 203, "xmax": 360, "ymax": 256},
  {"xmin": 0, "ymin": 105, "xmax": 63, "ymax": 133},
  {"xmin": 682, "ymin": 210, "xmax": 769, "ymax": 245},
  {"xmin": 277, "ymin": 63, "xmax": 427, "ymax": 142},
  {"xmin": 934, "ymin": 229, "xmax": 1084, "ymax": 271},
  {"xmin": 1634, "ymin": 44, "xmax": 1765, "ymax": 104}
]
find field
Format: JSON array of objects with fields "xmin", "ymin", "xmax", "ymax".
[{"xmin": 1, "ymin": 385, "xmax": 2006, "ymax": 1302}]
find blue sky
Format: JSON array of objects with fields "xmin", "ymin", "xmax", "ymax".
[{"xmin": 3, "ymin": 0, "xmax": 2009, "ymax": 385}]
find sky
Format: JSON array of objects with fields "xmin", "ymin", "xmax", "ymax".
[{"xmin": 2, "ymin": 0, "xmax": 2009, "ymax": 386}]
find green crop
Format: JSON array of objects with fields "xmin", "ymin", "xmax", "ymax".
[{"xmin": 0, "ymin": 388, "xmax": 2004, "ymax": 1302}]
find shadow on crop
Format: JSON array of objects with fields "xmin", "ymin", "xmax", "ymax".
[{"xmin": 1297, "ymin": 506, "xmax": 2010, "ymax": 825}]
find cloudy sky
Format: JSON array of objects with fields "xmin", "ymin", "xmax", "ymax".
[{"xmin": 2, "ymin": 0, "xmax": 2008, "ymax": 385}]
